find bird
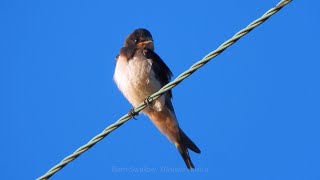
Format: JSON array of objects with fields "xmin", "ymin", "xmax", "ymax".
[{"xmin": 113, "ymin": 28, "xmax": 200, "ymax": 169}]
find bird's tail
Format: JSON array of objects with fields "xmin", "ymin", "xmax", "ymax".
[{"xmin": 176, "ymin": 129, "xmax": 201, "ymax": 169}]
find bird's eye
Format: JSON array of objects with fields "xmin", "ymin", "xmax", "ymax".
[{"xmin": 134, "ymin": 39, "xmax": 138, "ymax": 43}]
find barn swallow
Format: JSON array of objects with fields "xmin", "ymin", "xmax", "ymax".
[{"xmin": 113, "ymin": 28, "xmax": 200, "ymax": 169}]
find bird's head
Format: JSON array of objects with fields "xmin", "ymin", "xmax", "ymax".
[{"xmin": 124, "ymin": 28, "xmax": 154, "ymax": 51}]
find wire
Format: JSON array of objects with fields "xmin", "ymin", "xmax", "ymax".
[{"xmin": 37, "ymin": 1, "xmax": 292, "ymax": 179}]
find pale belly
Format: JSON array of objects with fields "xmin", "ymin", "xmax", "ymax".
[{"xmin": 114, "ymin": 55, "xmax": 165, "ymax": 111}]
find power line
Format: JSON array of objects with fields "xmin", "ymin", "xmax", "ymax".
[{"xmin": 37, "ymin": 1, "xmax": 292, "ymax": 179}]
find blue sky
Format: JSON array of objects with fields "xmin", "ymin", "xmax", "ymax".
[{"xmin": 1, "ymin": 1, "xmax": 319, "ymax": 180}]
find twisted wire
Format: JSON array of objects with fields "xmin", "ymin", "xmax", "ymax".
[{"xmin": 37, "ymin": 1, "xmax": 292, "ymax": 179}]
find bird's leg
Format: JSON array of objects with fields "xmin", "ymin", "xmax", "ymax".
[{"xmin": 128, "ymin": 108, "xmax": 139, "ymax": 120}]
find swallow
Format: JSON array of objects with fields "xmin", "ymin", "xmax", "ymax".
[{"xmin": 113, "ymin": 28, "xmax": 200, "ymax": 169}]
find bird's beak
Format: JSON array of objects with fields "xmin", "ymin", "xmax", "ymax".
[
  {"xmin": 137, "ymin": 40, "xmax": 154, "ymax": 50},
  {"xmin": 142, "ymin": 40, "xmax": 153, "ymax": 44}
]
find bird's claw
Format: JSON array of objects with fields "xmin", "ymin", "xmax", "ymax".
[
  {"xmin": 128, "ymin": 108, "xmax": 139, "ymax": 120},
  {"xmin": 144, "ymin": 96, "xmax": 154, "ymax": 106}
]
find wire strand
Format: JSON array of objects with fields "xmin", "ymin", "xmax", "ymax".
[{"xmin": 37, "ymin": 1, "xmax": 292, "ymax": 179}]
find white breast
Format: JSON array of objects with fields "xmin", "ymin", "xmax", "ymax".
[{"xmin": 114, "ymin": 54, "xmax": 164, "ymax": 110}]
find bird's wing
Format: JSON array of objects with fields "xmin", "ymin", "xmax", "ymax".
[{"xmin": 144, "ymin": 49, "xmax": 175, "ymax": 112}]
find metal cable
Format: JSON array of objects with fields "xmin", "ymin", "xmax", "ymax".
[{"xmin": 37, "ymin": 1, "xmax": 292, "ymax": 179}]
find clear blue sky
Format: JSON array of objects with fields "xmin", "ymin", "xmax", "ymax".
[{"xmin": 1, "ymin": 1, "xmax": 319, "ymax": 180}]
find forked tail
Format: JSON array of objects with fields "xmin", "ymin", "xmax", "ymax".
[{"xmin": 177, "ymin": 129, "xmax": 201, "ymax": 169}]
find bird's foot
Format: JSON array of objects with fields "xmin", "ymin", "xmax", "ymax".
[
  {"xmin": 144, "ymin": 96, "xmax": 154, "ymax": 106},
  {"xmin": 128, "ymin": 108, "xmax": 139, "ymax": 120}
]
